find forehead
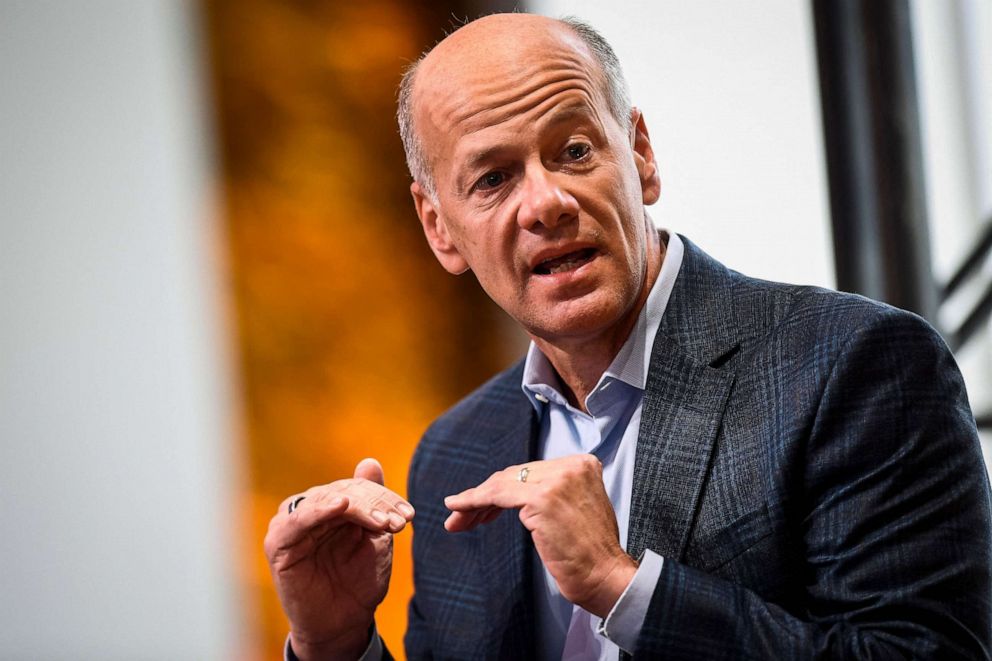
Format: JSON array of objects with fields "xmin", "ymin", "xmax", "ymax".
[{"xmin": 412, "ymin": 18, "xmax": 612, "ymax": 163}]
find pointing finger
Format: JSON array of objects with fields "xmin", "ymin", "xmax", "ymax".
[
  {"xmin": 444, "ymin": 506, "xmax": 500, "ymax": 532},
  {"xmin": 444, "ymin": 479, "xmax": 529, "ymax": 512}
]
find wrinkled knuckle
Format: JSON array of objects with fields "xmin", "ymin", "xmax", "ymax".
[
  {"xmin": 578, "ymin": 453, "xmax": 601, "ymax": 473},
  {"xmin": 580, "ymin": 453, "xmax": 599, "ymax": 468}
]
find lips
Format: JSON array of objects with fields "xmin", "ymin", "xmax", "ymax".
[{"xmin": 532, "ymin": 248, "xmax": 598, "ymax": 275}]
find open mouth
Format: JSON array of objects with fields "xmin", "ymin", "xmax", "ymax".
[{"xmin": 533, "ymin": 248, "xmax": 598, "ymax": 275}]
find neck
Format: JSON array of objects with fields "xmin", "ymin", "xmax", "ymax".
[{"xmin": 533, "ymin": 230, "xmax": 665, "ymax": 412}]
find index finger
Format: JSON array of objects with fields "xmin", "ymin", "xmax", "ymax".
[
  {"xmin": 323, "ymin": 478, "xmax": 415, "ymax": 529},
  {"xmin": 287, "ymin": 479, "xmax": 413, "ymax": 531},
  {"xmin": 444, "ymin": 468, "xmax": 529, "ymax": 512}
]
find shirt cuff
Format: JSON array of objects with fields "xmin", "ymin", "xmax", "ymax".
[
  {"xmin": 285, "ymin": 623, "xmax": 383, "ymax": 661},
  {"xmin": 596, "ymin": 549, "xmax": 665, "ymax": 653}
]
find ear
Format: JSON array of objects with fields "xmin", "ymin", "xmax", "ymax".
[
  {"xmin": 629, "ymin": 108, "xmax": 661, "ymax": 205},
  {"xmin": 411, "ymin": 182, "xmax": 470, "ymax": 275}
]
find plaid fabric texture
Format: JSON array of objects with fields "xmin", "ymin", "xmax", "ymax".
[{"xmin": 399, "ymin": 237, "xmax": 992, "ymax": 660}]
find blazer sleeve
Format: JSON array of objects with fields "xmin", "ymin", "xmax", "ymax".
[{"xmin": 633, "ymin": 308, "xmax": 992, "ymax": 659}]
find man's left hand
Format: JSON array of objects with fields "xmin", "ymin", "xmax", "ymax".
[{"xmin": 443, "ymin": 453, "xmax": 638, "ymax": 617}]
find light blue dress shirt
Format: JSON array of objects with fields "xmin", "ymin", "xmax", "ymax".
[
  {"xmin": 288, "ymin": 233, "xmax": 684, "ymax": 661},
  {"xmin": 522, "ymin": 232, "xmax": 683, "ymax": 661}
]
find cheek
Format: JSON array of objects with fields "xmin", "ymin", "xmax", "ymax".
[
  {"xmin": 442, "ymin": 219, "xmax": 486, "ymax": 266},
  {"xmin": 582, "ymin": 166, "xmax": 635, "ymax": 215},
  {"xmin": 480, "ymin": 254, "xmax": 517, "ymax": 288}
]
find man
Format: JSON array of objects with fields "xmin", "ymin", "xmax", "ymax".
[{"xmin": 264, "ymin": 13, "xmax": 992, "ymax": 660}]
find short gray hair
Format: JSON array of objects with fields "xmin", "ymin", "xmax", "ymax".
[{"xmin": 396, "ymin": 15, "xmax": 632, "ymax": 202}]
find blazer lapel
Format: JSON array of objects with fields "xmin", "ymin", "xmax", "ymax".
[
  {"xmin": 627, "ymin": 337, "xmax": 736, "ymax": 561},
  {"xmin": 627, "ymin": 237, "xmax": 742, "ymax": 562}
]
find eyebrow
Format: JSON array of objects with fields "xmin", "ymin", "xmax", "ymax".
[
  {"xmin": 462, "ymin": 104, "xmax": 598, "ymax": 172},
  {"xmin": 464, "ymin": 146, "xmax": 506, "ymax": 173},
  {"xmin": 542, "ymin": 103, "xmax": 597, "ymax": 129}
]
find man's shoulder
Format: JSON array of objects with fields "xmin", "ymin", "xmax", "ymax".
[
  {"xmin": 739, "ymin": 273, "xmax": 919, "ymax": 329},
  {"xmin": 735, "ymin": 272, "xmax": 939, "ymax": 351},
  {"xmin": 675, "ymin": 236, "xmax": 947, "ymax": 365},
  {"xmin": 692, "ymin": 240, "xmax": 927, "ymax": 330}
]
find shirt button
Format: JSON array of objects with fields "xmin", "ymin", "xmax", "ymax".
[{"xmin": 535, "ymin": 393, "xmax": 549, "ymax": 403}]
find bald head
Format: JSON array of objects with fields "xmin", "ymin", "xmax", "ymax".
[{"xmin": 397, "ymin": 14, "xmax": 631, "ymax": 200}]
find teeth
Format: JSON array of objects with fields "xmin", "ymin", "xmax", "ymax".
[
  {"xmin": 537, "ymin": 249, "xmax": 594, "ymax": 275},
  {"xmin": 548, "ymin": 256, "xmax": 584, "ymax": 274}
]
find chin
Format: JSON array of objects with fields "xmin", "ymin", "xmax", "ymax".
[{"xmin": 524, "ymin": 294, "xmax": 631, "ymax": 341}]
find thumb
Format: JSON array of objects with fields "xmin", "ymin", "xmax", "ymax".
[{"xmin": 354, "ymin": 457, "xmax": 385, "ymax": 485}]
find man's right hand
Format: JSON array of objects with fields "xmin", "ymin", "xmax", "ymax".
[{"xmin": 264, "ymin": 458, "xmax": 414, "ymax": 661}]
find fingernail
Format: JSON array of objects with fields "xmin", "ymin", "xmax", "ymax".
[
  {"xmin": 329, "ymin": 497, "xmax": 345, "ymax": 508},
  {"xmin": 389, "ymin": 512, "xmax": 405, "ymax": 529},
  {"xmin": 371, "ymin": 510, "xmax": 388, "ymax": 525},
  {"xmin": 443, "ymin": 496, "xmax": 453, "ymax": 507},
  {"xmin": 397, "ymin": 503, "xmax": 415, "ymax": 518}
]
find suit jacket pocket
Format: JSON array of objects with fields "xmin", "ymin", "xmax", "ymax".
[{"xmin": 686, "ymin": 503, "xmax": 774, "ymax": 573}]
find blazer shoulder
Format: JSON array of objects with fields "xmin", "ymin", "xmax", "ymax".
[
  {"xmin": 724, "ymin": 262, "xmax": 946, "ymax": 358},
  {"xmin": 669, "ymin": 237, "xmax": 944, "ymax": 362},
  {"xmin": 770, "ymin": 281, "xmax": 944, "ymax": 354}
]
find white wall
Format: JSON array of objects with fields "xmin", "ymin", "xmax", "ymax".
[
  {"xmin": 0, "ymin": 1, "xmax": 245, "ymax": 658},
  {"xmin": 529, "ymin": 0, "xmax": 834, "ymax": 289}
]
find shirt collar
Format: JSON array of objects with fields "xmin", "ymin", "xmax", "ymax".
[{"xmin": 521, "ymin": 231, "xmax": 685, "ymax": 412}]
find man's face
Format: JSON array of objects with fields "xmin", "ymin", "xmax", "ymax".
[{"xmin": 411, "ymin": 17, "xmax": 660, "ymax": 344}]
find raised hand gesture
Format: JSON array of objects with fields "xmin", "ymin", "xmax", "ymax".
[{"xmin": 265, "ymin": 458, "xmax": 414, "ymax": 660}]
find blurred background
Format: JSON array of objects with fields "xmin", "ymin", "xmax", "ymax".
[{"xmin": 1, "ymin": 0, "xmax": 989, "ymax": 658}]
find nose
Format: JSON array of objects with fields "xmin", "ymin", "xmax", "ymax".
[{"xmin": 516, "ymin": 165, "xmax": 580, "ymax": 231}]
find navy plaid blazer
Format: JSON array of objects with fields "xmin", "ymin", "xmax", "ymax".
[{"xmin": 399, "ymin": 236, "xmax": 992, "ymax": 660}]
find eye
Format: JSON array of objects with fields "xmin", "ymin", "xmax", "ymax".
[
  {"xmin": 474, "ymin": 171, "xmax": 507, "ymax": 192},
  {"xmin": 564, "ymin": 143, "xmax": 590, "ymax": 161}
]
